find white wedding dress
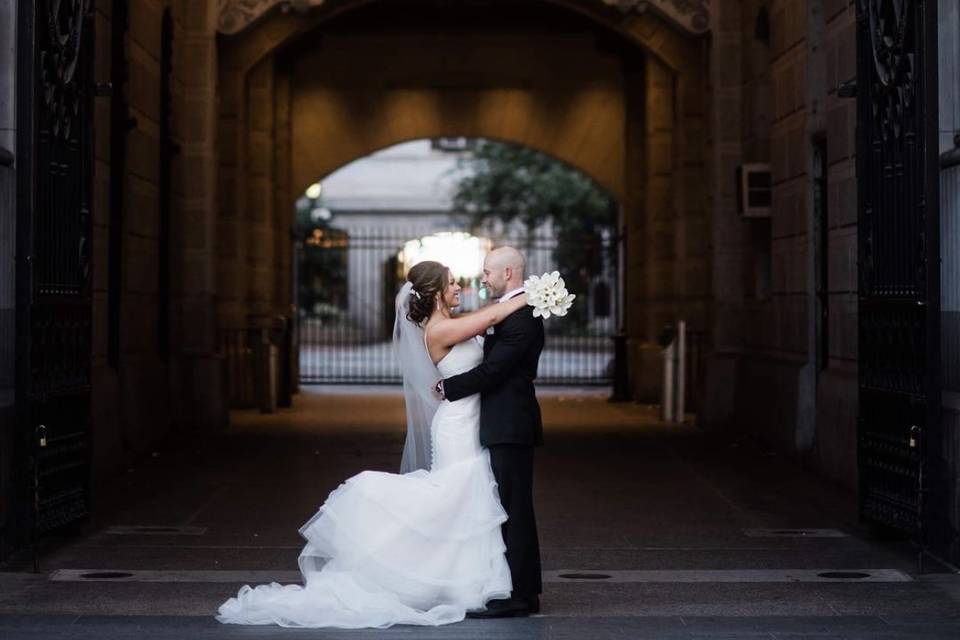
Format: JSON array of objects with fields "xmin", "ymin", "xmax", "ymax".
[{"xmin": 216, "ymin": 336, "xmax": 511, "ymax": 628}]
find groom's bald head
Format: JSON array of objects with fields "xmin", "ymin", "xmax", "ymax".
[
  {"xmin": 487, "ymin": 247, "xmax": 525, "ymax": 277},
  {"xmin": 482, "ymin": 247, "xmax": 526, "ymax": 298}
]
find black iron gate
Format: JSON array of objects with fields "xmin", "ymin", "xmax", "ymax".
[
  {"xmin": 15, "ymin": 0, "xmax": 95, "ymax": 553},
  {"xmin": 855, "ymin": 0, "xmax": 940, "ymax": 538},
  {"xmin": 297, "ymin": 228, "xmax": 620, "ymax": 385}
]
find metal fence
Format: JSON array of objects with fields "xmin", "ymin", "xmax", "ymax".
[{"xmin": 296, "ymin": 227, "xmax": 621, "ymax": 385}]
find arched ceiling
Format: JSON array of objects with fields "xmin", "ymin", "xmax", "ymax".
[
  {"xmin": 285, "ymin": 29, "xmax": 630, "ymax": 201},
  {"xmin": 217, "ymin": 0, "xmax": 710, "ymax": 36}
]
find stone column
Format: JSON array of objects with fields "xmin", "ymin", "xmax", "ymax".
[
  {"xmin": 626, "ymin": 54, "xmax": 679, "ymax": 401},
  {"xmin": 814, "ymin": 0, "xmax": 859, "ymax": 483},
  {"xmin": 623, "ymin": 55, "xmax": 650, "ymax": 399},
  {"xmin": 215, "ymin": 51, "xmax": 248, "ymax": 330},
  {"xmin": 763, "ymin": 0, "xmax": 812, "ymax": 449},
  {"xmin": 169, "ymin": 0, "xmax": 226, "ymax": 431},
  {"xmin": 273, "ymin": 65, "xmax": 296, "ymax": 397},
  {"xmin": 675, "ymin": 70, "xmax": 709, "ymax": 333},
  {"xmin": 245, "ymin": 58, "xmax": 276, "ymax": 319},
  {"xmin": 273, "ymin": 67, "xmax": 293, "ymax": 318},
  {"xmin": 701, "ymin": 0, "xmax": 746, "ymax": 428}
]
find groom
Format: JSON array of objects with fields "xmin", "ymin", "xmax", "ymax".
[{"xmin": 434, "ymin": 247, "xmax": 544, "ymax": 618}]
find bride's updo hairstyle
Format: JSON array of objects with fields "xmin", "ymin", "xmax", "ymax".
[{"xmin": 406, "ymin": 260, "xmax": 448, "ymax": 324}]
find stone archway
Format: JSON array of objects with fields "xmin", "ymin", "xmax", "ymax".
[{"xmin": 212, "ymin": 0, "xmax": 711, "ymax": 402}]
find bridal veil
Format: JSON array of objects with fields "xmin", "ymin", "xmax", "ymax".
[{"xmin": 393, "ymin": 281, "xmax": 441, "ymax": 473}]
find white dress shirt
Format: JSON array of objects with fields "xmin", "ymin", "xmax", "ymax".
[{"xmin": 498, "ymin": 287, "xmax": 526, "ymax": 303}]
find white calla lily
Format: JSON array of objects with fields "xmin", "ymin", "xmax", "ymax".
[{"xmin": 523, "ymin": 271, "xmax": 575, "ymax": 321}]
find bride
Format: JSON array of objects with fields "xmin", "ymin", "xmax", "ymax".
[{"xmin": 216, "ymin": 260, "xmax": 529, "ymax": 628}]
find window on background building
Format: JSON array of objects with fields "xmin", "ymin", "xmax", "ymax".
[{"xmin": 431, "ymin": 137, "xmax": 474, "ymax": 152}]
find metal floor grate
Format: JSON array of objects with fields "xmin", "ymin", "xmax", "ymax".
[
  {"xmin": 47, "ymin": 568, "xmax": 912, "ymax": 584},
  {"xmin": 742, "ymin": 528, "xmax": 848, "ymax": 538},
  {"xmin": 103, "ymin": 525, "xmax": 207, "ymax": 536}
]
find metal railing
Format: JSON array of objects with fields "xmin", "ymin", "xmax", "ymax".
[{"xmin": 296, "ymin": 226, "xmax": 621, "ymax": 386}]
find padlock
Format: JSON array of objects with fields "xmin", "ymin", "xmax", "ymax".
[
  {"xmin": 908, "ymin": 425, "xmax": 919, "ymax": 449},
  {"xmin": 38, "ymin": 424, "xmax": 47, "ymax": 448}
]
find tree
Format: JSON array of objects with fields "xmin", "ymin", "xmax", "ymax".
[
  {"xmin": 451, "ymin": 140, "xmax": 616, "ymax": 235},
  {"xmin": 450, "ymin": 140, "xmax": 618, "ymax": 331},
  {"xmin": 293, "ymin": 195, "xmax": 347, "ymax": 323}
]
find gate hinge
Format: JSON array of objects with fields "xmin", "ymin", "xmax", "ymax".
[{"xmin": 837, "ymin": 79, "xmax": 857, "ymax": 98}]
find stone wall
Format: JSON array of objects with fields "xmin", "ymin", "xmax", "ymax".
[
  {"xmin": 702, "ymin": 0, "xmax": 860, "ymax": 494},
  {"xmin": 92, "ymin": 0, "xmax": 173, "ymax": 473},
  {"xmin": 90, "ymin": 0, "xmax": 226, "ymax": 479},
  {"xmin": 742, "ymin": 0, "xmax": 816, "ymax": 452},
  {"xmin": 286, "ymin": 32, "xmax": 628, "ymax": 203},
  {"xmin": 812, "ymin": 0, "xmax": 859, "ymax": 489}
]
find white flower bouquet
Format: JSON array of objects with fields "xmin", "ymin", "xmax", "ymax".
[{"xmin": 524, "ymin": 271, "xmax": 576, "ymax": 319}]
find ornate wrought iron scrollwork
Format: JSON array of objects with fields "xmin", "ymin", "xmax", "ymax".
[
  {"xmin": 40, "ymin": 0, "xmax": 89, "ymax": 141},
  {"xmin": 864, "ymin": 0, "xmax": 914, "ymax": 141},
  {"xmin": 859, "ymin": 303, "xmax": 925, "ymax": 395},
  {"xmin": 856, "ymin": 0, "xmax": 938, "ymax": 548}
]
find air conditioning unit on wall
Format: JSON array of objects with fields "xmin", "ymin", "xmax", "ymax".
[{"xmin": 736, "ymin": 163, "xmax": 772, "ymax": 218}]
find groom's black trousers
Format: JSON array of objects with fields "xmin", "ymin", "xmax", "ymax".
[{"xmin": 488, "ymin": 443, "xmax": 542, "ymax": 599}]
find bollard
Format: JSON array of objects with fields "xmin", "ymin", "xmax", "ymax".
[
  {"xmin": 254, "ymin": 328, "xmax": 278, "ymax": 414},
  {"xmin": 675, "ymin": 320, "xmax": 686, "ymax": 424},
  {"xmin": 662, "ymin": 341, "xmax": 675, "ymax": 423}
]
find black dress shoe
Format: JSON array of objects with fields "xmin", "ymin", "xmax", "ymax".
[
  {"xmin": 466, "ymin": 596, "xmax": 540, "ymax": 618},
  {"xmin": 526, "ymin": 596, "xmax": 540, "ymax": 614}
]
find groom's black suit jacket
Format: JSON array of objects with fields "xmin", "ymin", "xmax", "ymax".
[{"xmin": 442, "ymin": 305, "xmax": 545, "ymax": 447}]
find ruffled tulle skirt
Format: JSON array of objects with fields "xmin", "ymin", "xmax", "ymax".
[{"xmin": 216, "ymin": 447, "xmax": 511, "ymax": 628}]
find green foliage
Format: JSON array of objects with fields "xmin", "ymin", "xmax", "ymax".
[
  {"xmin": 294, "ymin": 196, "xmax": 348, "ymax": 321},
  {"xmin": 451, "ymin": 140, "xmax": 617, "ymax": 234},
  {"xmin": 450, "ymin": 140, "xmax": 618, "ymax": 329}
]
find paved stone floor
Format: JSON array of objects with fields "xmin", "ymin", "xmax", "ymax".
[{"xmin": 2, "ymin": 388, "xmax": 959, "ymax": 639}]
